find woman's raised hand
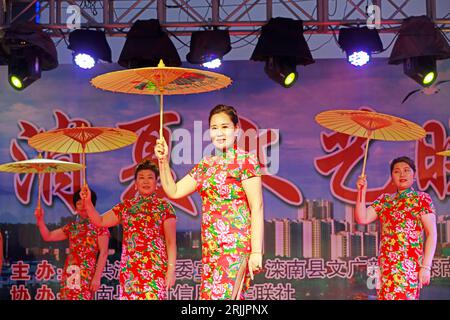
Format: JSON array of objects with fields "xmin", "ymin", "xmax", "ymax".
[
  {"xmin": 356, "ymin": 175, "xmax": 368, "ymax": 193},
  {"xmin": 154, "ymin": 137, "xmax": 169, "ymax": 162},
  {"xmin": 34, "ymin": 207, "xmax": 44, "ymax": 223}
]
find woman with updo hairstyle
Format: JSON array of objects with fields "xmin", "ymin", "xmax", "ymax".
[
  {"xmin": 155, "ymin": 104, "xmax": 264, "ymax": 300},
  {"xmin": 355, "ymin": 156, "xmax": 437, "ymax": 300}
]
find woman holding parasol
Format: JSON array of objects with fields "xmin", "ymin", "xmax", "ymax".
[
  {"xmin": 155, "ymin": 104, "xmax": 264, "ymax": 300},
  {"xmin": 81, "ymin": 160, "xmax": 177, "ymax": 300},
  {"xmin": 315, "ymin": 109, "xmax": 436, "ymax": 300},
  {"xmin": 35, "ymin": 189, "xmax": 110, "ymax": 300},
  {"xmin": 355, "ymin": 156, "xmax": 437, "ymax": 300}
]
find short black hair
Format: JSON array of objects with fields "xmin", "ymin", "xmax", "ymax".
[
  {"xmin": 209, "ymin": 104, "xmax": 239, "ymax": 126},
  {"xmin": 390, "ymin": 156, "xmax": 416, "ymax": 174},
  {"xmin": 73, "ymin": 189, "xmax": 97, "ymax": 207},
  {"xmin": 134, "ymin": 159, "xmax": 159, "ymax": 180}
]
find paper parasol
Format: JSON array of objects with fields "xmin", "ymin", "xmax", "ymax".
[
  {"xmin": 0, "ymin": 154, "xmax": 84, "ymax": 209},
  {"xmin": 28, "ymin": 125, "xmax": 137, "ymax": 186},
  {"xmin": 315, "ymin": 109, "xmax": 426, "ymax": 177},
  {"xmin": 231, "ymin": 255, "xmax": 249, "ymax": 300},
  {"xmin": 90, "ymin": 60, "xmax": 232, "ymax": 137}
]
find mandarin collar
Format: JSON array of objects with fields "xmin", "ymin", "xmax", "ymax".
[
  {"xmin": 76, "ymin": 215, "xmax": 90, "ymax": 224},
  {"xmin": 137, "ymin": 192, "xmax": 157, "ymax": 201},
  {"xmin": 215, "ymin": 145, "xmax": 237, "ymax": 160},
  {"xmin": 396, "ymin": 187, "xmax": 414, "ymax": 199}
]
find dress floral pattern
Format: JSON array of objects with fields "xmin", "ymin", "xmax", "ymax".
[
  {"xmin": 60, "ymin": 217, "xmax": 110, "ymax": 300},
  {"xmin": 190, "ymin": 147, "xmax": 261, "ymax": 300},
  {"xmin": 111, "ymin": 192, "xmax": 176, "ymax": 300},
  {"xmin": 371, "ymin": 187, "xmax": 435, "ymax": 300}
]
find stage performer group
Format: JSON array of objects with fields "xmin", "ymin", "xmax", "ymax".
[{"xmin": 7, "ymin": 104, "xmax": 436, "ymax": 301}]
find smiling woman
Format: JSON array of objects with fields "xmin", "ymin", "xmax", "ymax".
[
  {"xmin": 155, "ymin": 104, "xmax": 264, "ymax": 300},
  {"xmin": 34, "ymin": 189, "xmax": 110, "ymax": 300},
  {"xmin": 81, "ymin": 159, "xmax": 177, "ymax": 300},
  {"xmin": 355, "ymin": 156, "xmax": 438, "ymax": 300}
]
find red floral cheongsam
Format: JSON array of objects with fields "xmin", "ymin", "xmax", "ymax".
[
  {"xmin": 371, "ymin": 188, "xmax": 435, "ymax": 300},
  {"xmin": 190, "ymin": 147, "xmax": 261, "ymax": 300},
  {"xmin": 111, "ymin": 192, "xmax": 176, "ymax": 300},
  {"xmin": 60, "ymin": 217, "xmax": 110, "ymax": 300}
]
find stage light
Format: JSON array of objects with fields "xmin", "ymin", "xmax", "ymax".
[
  {"xmin": 264, "ymin": 57, "xmax": 298, "ymax": 88},
  {"xmin": 186, "ymin": 29, "xmax": 231, "ymax": 68},
  {"xmin": 423, "ymin": 72, "xmax": 436, "ymax": 85},
  {"xmin": 73, "ymin": 53, "xmax": 96, "ymax": 69},
  {"xmin": 8, "ymin": 46, "xmax": 41, "ymax": 91},
  {"xmin": 338, "ymin": 27, "xmax": 383, "ymax": 67},
  {"xmin": 68, "ymin": 29, "xmax": 111, "ymax": 69},
  {"xmin": 9, "ymin": 76, "xmax": 23, "ymax": 89},
  {"xmin": 250, "ymin": 17, "xmax": 314, "ymax": 88},
  {"xmin": 0, "ymin": 22, "xmax": 57, "ymax": 91},
  {"xmin": 348, "ymin": 51, "xmax": 370, "ymax": 66},
  {"xmin": 403, "ymin": 56, "xmax": 437, "ymax": 86},
  {"xmin": 389, "ymin": 15, "xmax": 450, "ymax": 87},
  {"xmin": 284, "ymin": 72, "xmax": 297, "ymax": 87},
  {"xmin": 118, "ymin": 19, "xmax": 181, "ymax": 68},
  {"xmin": 202, "ymin": 58, "xmax": 222, "ymax": 69}
]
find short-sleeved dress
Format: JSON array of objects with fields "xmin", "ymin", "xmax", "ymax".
[
  {"xmin": 190, "ymin": 147, "xmax": 261, "ymax": 300},
  {"xmin": 111, "ymin": 192, "xmax": 176, "ymax": 300},
  {"xmin": 370, "ymin": 187, "xmax": 435, "ymax": 300},
  {"xmin": 60, "ymin": 217, "xmax": 110, "ymax": 300}
]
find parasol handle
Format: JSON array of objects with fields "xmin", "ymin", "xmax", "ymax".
[
  {"xmin": 159, "ymin": 92, "xmax": 164, "ymax": 138},
  {"xmin": 37, "ymin": 172, "xmax": 41, "ymax": 210},
  {"xmin": 358, "ymin": 134, "xmax": 372, "ymax": 199},
  {"xmin": 81, "ymin": 145, "xmax": 87, "ymax": 187},
  {"xmin": 360, "ymin": 135, "xmax": 371, "ymax": 178},
  {"xmin": 81, "ymin": 149, "xmax": 87, "ymax": 210},
  {"xmin": 235, "ymin": 269, "xmax": 246, "ymax": 300},
  {"xmin": 231, "ymin": 256, "xmax": 248, "ymax": 300}
]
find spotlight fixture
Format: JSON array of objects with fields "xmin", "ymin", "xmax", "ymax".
[
  {"xmin": 404, "ymin": 56, "xmax": 437, "ymax": 86},
  {"xmin": 338, "ymin": 27, "xmax": 383, "ymax": 67},
  {"xmin": 250, "ymin": 17, "xmax": 314, "ymax": 88},
  {"xmin": 0, "ymin": 21, "xmax": 58, "ymax": 90},
  {"xmin": 203, "ymin": 58, "xmax": 222, "ymax": 69},
  {"xmin": 8, "ymin": 45, "xmax": 41, "ymax": 90},
  {"xmin": 389, "ymin": 15, "xmax": 450, "ymax": 87},
  {"xmin": 118, "ymin": 19, "xmax": 181, "ymax": 68},
  {"xmin": 186, "ymin": 29, "xmax": 231, "ymax": 69},
  {"xmin": 264, "ymin": 57, "xmax": 298, "ymax": 88},
  {"xmin": 68, "ymin": 29, "xmax": 112, "ymax": 69}
]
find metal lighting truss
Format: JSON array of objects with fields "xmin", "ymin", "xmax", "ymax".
[{"xmin": 1, "ymin": 1, "xmax": 449, "ymax": 39}]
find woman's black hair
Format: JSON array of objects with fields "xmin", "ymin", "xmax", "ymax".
[
  {"xmin": 134, "ymin": 159, "xmax": 159, "ymax": 180},
  {"xmin": 73, "ymin": 189, "xmax": 97, "ymax": 207},
  {"xmin": 208, "ymin": 104, "xmax": 239, "ymax": 126},
  {"xmin": 390, "ymin": 156, "xmax": 416, "ymax": 174}
]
